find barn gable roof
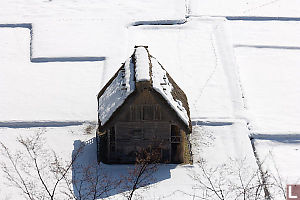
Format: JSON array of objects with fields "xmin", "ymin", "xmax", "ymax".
[{"xmin": 97, "ymin": 46, "xmax": 191, "ymax": 130}]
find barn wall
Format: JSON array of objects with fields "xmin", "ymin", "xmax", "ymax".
[
  {"xmin": 115, "ymin": 88, "xmax": 184, "ymax": 124},
  {"xmin": 112, "ymin": 121, "xmax": 170, "ymax": 163},
  {"xmin": 101, "ymin": 87, "xmax": 189, "ymax": 163}
]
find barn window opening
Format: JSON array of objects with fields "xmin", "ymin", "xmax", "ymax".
[
  {"xmin": 162, "ymin": 148, "xmax": 169, "ymax": 162},
  {"xmin": 143, "ymin": 105, "xmax": 153, "ymax": 120},
  {"xmin": 154, "ymin": 105, "xmax": 161, "ymax": 120},
  {"xmin": 130, "ymin": 105, "xmax": 161, "ymax": 121},
  {"xmin": 131, "ymin": 129, "xmax": 143, "ymax": 140},
  {"xmin": 171, "ymin": 125, "xmax": 182, "ymax": 163},
  {"xmin": 130, "ymin": 105, "xmax": 142, "ymax": 121},
  {"xmin": 110, "ymin": 127, "xmax": 115, "ymax": 152},
  {"xmin": 171, "ymin": 125, "xmax": 181, "ymax": 143}
]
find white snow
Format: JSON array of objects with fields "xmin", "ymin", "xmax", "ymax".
[
  {"xmin": 98, "ymin": 58, "xmax": 135, "ymax": 126},
  {"xmin": 1, "ymin": 0, "xmax": 300, "ymax": 199},
  {"xmin": 151, "ymin": 57, "xmax": 189, "ymax": 126},
  {"xmin": 235, "ymin": 48, "xmax": 300, "ymax": 132},
  {"xmin": 227, "ymin": 18, "xmax": 300, "ymax": 195},
  {"xmin": 127, "ymin": 18, "xmax": 238, "ymax": 119},
  {"xmin": 189, "ymin": 0, "xmax": 300, "ymax": 17},
  {"xmin": 253, "ymin": 137, "xmax": 300, "ymax": 200},
  {"xmin": 230, "ymin": 21, "xmax": 300, "ymax": 132},
  {"xmin": 134, "ymin": 47, "xmax": 151, "ymax": 82},
  {"xmin": 0, "ymin": 121, "xmax": 257, "ymax": 200},
  {"xmin": 0, "ymin": 125, "xmax": 95, "ymax": 200},
  {"xmin": 99, "ymin": 48, "xmax": 190, "ymax": 126},
  {"xmin": 230, "ymin": 21, "xmax": 300, "ymax": 47},
  {"xmin": 191, "ymin": 120, "xmax": 257, "ymax": 167},
  {"xmin": 0, "ymin": 0, "xmax": 186, "ymax": 23},
  {"xmin": 0, "ymin": 28, "xmax": 102, "ymax": 122}
]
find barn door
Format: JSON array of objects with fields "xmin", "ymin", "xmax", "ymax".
[{"xmin": 171, "ymin": 125, "xmax": 182, "ymax": 163}]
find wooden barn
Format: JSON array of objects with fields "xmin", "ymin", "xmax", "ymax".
[{"xmin": 96, "ymin": 46, "xmax": 192, "ymax": 164}]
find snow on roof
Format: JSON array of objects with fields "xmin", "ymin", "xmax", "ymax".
[
  {"xmin": 134, "ymin": 47, "xmax": 151, "ymax": 82},
  {"xmin": 98, "ymin": 47, "xmax": 190, "ymax": 127},
  {"xmin": 98, "ymin": 58, "xmax": 135, "ymax": 125},
  {"xmin": 151, "ymin": 57, "xmax": 190, "ymax": 126}
]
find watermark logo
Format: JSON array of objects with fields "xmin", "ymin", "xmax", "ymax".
[{"xmin": 287, "ymin": 185, "xmax": 300, "ymax": 200}]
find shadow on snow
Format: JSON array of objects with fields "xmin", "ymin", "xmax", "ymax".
[{"xmin": 72, "ymin": 138, "xmax": 176, "ymax": 199}]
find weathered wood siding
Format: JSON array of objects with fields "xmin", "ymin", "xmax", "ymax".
[
  {"xmin": 101, "ymin": 85, "xmax": 188, "ymax": 163},
  {"xmin": 110, "ymin": 122, "xmax": 170, "ymax": 162}
]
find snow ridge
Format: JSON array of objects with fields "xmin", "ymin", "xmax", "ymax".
[{"xmin": 134, "ymin": 47, "xmax": 151, "ymax": 82}]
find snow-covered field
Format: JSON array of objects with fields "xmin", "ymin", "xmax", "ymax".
[
  {"xmin": 127, "ymin": 18, "xmax": 243, "ymax": 119},
  {"xmin": 1, "ymin": 0, "xmax": 300, "ymax": 199},
  {"xmin": 0, "ymin": 28, "xmax": 103, "ymax": 121},
  {"xmin": 229, "ymin": 19, "xmax": 300, "ymax": 199},
  {"xmin": 253, "ymin": 137, "xmax": 300, "ymax": 184},
  {"xmin": 0, "ymin": 125, "xmax": 95, "ymax": 199},
  {"xmin": 252, "ymin": 136, "xmax": 300, "ymax": 200},
  {"xmin": 188, "ymin": 0, "xmax": 300, "ymax": 17},
  {"xmin": 230, "ymin": 21, "xmax": 300, "ymax": 132}
]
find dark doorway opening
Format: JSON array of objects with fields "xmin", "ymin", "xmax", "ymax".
[{"xmin": 171, "ymin": 125, "xmax": 182, "ymax": 163}]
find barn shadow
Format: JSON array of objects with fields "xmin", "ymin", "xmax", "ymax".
[{"xmin": 72, "ymin": 138, "xmax": 176, "ymax": 198}]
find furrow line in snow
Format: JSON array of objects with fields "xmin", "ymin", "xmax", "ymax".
[
  {"xmin": 234, "ymin": 44, "xmax": 300, "ymax": 50},
  {"xmin": 0, "ymin": 121, "xmax": 96, "ymax": 128},
  {"xmin": 250, "ymin": 133, "xmax": 300, "ymax": 140},
  {"xmin": 188, "ymin": 15, "xmax": 300, "ymax": 21},
  {"xmin": 31, "ymin": 57, "xmax": 106, "ymax": 63},
  {"xmin": 128, "ymin": 19, "xmax": 187, "ymax": 27}
]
